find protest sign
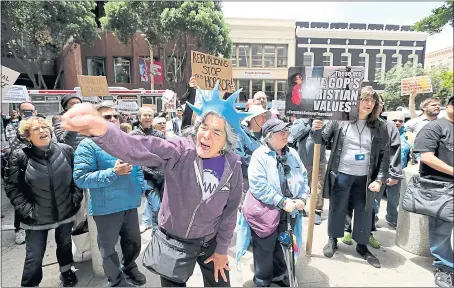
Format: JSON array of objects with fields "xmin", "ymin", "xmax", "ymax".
[
  {"xmin": 2, "ymin": 85, "xmax": 30, "ymax": 103},
  {"xmin": 401, "ymin": 75, "xmax": 432, "ymax": 95},
  {"xmin": 272, "ymin": 100, "xmax": 286, "ymax": 110},
  {"xmin": 162, "ymin": 90, "xmax": 177, "ymax": 112},
  {"xmin": 1, "ymin": 66, "xmax": 20, "ymax": 98},
  {"xmin": 77, "ymin": 75, "xmax": 109, "ymax": 97},
  {"xmin": 191, "ymin": 50, "xmax": 233, "ymax": 92},
  {"xmin": 285, "ymin": 66, "xmax": 365, "ymax": 121}
]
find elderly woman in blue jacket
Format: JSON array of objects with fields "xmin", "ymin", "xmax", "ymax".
[
  {"xmin": 245, "ymin": 118, "xmax": 309, "ymax": 287},
  {"xmin": 73, "ymin": 101, "xmax": 146, "ymax": 287}
]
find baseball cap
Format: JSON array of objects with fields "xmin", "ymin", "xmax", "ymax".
[{"xmin": 262, "ymin": 118, "xmax": 290, "ymax": 136}]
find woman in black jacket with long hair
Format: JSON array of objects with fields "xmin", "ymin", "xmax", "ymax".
[{"xmin": 5, "ymin": 117, "xmax": 83, "ymax": 287}]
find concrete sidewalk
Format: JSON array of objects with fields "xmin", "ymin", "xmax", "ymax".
[{"xmin": 2, "ymin": 188, "xmax": 436, "ymax": 287}]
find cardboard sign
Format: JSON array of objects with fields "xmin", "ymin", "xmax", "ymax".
[
  {"xmin": 2, "ymin": 85, "xmax": 30, "ymax": 103},
  {"xmin": 77, "ymin": 75, "xmax": 109, "ymax": 97},
  {"xmin": 401, "ymin": 76, "xmax": 432, "ymax": 95},
  {"xmin": 1, "ymin": 66, "xmax": 20, "ymax": 98},
  {"xmin": 191, "ymin": 51, "xmax": 233, "ymax": 92},
  {"xmin": 285, "ymin": 66, "xmax": 365, "ymax": 121}
]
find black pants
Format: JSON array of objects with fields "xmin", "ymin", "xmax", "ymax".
[
  {"xmin": 251, "ymin": 211, "xmax": 296, "ymax": 287},
  {"xmin": 14, "ymin": 211, "xmax": 22, "ymax": 231},
  {"xmin": 21, "ymin": 222, "xmax": 74, "ymax": 287},
  {"xmin": 328, "ymin": 173, "xmax": 372, "ymax": 245},
  {"xmin": 93, "ymin": 209, "xmax": 142, "ymax": 287},
  {"xmin": 159, "ymin": 236, "xmax": 230, "ymax": 287},
  {"xmin": 345, "ymin": 199, "xmax": 377, "ymax": 233}
]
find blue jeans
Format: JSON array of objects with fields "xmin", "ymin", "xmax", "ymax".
[
  {"xmin": 141, "ymin": 190, "xmax": 160, "ymax": 231},
  {"xmin": 21, "ymin": 222, "xmax": 74, "ymax": 287},
  {"xmin": 429, "ymin": 217, "xmax": 453, "ymax": 271},
  {"xmin": 374, "ymin": 180, "xmax": 401, "ymax": 225}
]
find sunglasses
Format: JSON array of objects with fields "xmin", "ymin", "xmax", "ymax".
[
  {"xmin": 103, "ymin": 114, "xmax": 120, "ymax": 120},
  {"xmin": 156, "ymin": 122, "xmax": 166, "ymax": 125},
  {"xmin": 392, "ymin": 119, "xmax": 404, "ymax": 123},
  {"xmin": 177, "ymin": 109, "xmax": 183, "ymax": 112}
]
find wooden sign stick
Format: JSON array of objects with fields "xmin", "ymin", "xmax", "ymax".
[{"xmin": 306, "ymin": 127, "xmax": 322, "ymax": 257}]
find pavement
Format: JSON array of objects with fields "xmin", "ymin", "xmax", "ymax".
[{"xmin": 1, "ymin": 184, "xmax": 437, "ymax": 287}]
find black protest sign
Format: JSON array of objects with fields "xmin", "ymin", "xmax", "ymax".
[
  {"xmin": 285, "ymin": 66, "xmax": 365, "ymax": 121},
  {"xmin": 191, "ymin": 50, "xmax": 233, "ymax": 92}
]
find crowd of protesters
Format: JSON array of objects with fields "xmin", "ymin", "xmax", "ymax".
[{"xmin": 0, "ymin": 78, "xmax": 452, "ymax": 288}]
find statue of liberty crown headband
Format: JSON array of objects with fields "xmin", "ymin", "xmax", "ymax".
[{"xmin": 186, "ymin": 81, "xmax": 255, "ymax": 146}]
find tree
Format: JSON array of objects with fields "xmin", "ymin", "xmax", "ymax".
[
  {"xmin": 1, "ymin": 1, "xmax": 99, "ymax": 89},
  {"xmin": 412, "ymin": 0, "xmax": 453, "ymax": 34},
  {"xmin": 376, "ymin": 61, "xmax": 453, "ymax": 110},
  {"xmin": 100, "ymin": 1, "xmax": 232, "ymax": 94}
]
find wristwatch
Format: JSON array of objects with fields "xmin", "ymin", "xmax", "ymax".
[{"xmin": 278, "ymin": 197, "xmax": 287, "ymax": 209}]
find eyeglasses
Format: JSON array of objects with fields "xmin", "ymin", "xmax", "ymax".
[
  {"xmin": 361, "ymin": 98, "xmax": 376, "ymax": 104},
  {"xmin": 156, "ymin": 122, "xmax": 166, "ymax": 125},
  {"xmin": 31, "ymin": 126, "xmax": 50, "ymax": 133},
  {"xmin": 103, "ymin": 114, "xmax": 120, "ymax": 121},
  {"xmin": 392, "ymin": 119, "xmax": 404, "ymax": 123},
  {"xmin": 177, "ymin": 110, "xmax": 183, "ymax": 112},
  {"xmin": 277, "ymin": 128, "xmax": 289, "ymax": 135}
]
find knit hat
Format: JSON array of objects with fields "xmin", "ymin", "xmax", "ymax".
[{"xmin": 61, "ymin": 94, "xmax": 82, "ymax": 110}]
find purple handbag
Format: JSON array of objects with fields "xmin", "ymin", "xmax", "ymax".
[{"xmin": 242, "ymin": 190, "xmax": 280, "ymax": 238}]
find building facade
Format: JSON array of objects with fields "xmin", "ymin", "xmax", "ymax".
[
  {"xmin": 226, "ymin": 18, "xmax": 296, "ymax": 102},
  {"xmin": 424, "ymin": 46, "xmax": 454, "ymax": 71},
  {"xmin": 295, "ymin": 22, "xmax": 429, "ymax": 91}
]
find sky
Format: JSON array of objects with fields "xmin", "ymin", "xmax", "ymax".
[{"xmin": 222, "ymin": 1, "xmax": 453, "ymax": 53}]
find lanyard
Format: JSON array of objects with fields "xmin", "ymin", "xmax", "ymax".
[
  {"xmin": 355, "ymin": 122, "xmax": 366, "ymax": 153},
  {"xmin": 194, "ymin": 160, "xmax": 205, "ymax": 194}
]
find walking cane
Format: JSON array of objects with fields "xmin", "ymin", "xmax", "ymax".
[{"xmin": 279, "ymin": 211, "xmax": 300, "ymax": 287}]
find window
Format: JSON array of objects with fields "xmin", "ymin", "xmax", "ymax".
[
  {"xmin": 277, "ymin": 81, "xmax": 287, "ymax": 100},
  {"xmin": 231, "ymin": 46, "xmax": 237, "ymax": 68},
  {"xmin": 251, "ymin": 79, "xmax": 262, "ymax": 96},
  {"xmin": 114, "ymin": 57, "xmax": 131, "ymax": 83},
  {"xmin": 303, "ymin": 52, "xmax": 313, "ymax": 67},
  {"xmin": 276, "ymin": 46, "xmax": 288, "ymax": 67},
  {"xmin": 87, "ymin": 57, "xmax": 106, "ymax": 76},
  {"xmin": 238, "ymin": 45, "xmax": 249, "ymax": 67},
  {"xmin": 263, "ymin": 45, "xmax": 275, "ymax": 68},
  {"xmin": 341, "ymin": 53, "xmax": 351, "ymax": 67},
  {"xmin": 322, "ymin": 52, "xmax": 333, "ymax": 66},
  {"xmin": 264, "ymin": 80, "xmax": 275, "ymax": 101},
  {"xmin": 375, "ymin": 54, "xmax": 385, "ymax": 81},
  {"xmin": 359, "ymin": 53, "xmax": 370, "ymax": 82},
  {"xmin": 251, "ymin": 45, "xmax": 263, "ymax": 68},
  {"xmin": 238, "ymin": 79, "xmax": 250, "ymax": 102}
]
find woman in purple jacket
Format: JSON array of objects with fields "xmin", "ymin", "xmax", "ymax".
[{"xmin": 61, "ymin": 87, "xmax": 249, "ymax": 287}]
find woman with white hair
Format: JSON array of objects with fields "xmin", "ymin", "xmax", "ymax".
[
  {"xmin": 61, "ymin": 84, "xmax": 246, "ymax": 287},
  {"xmin": 245, "ymin": 118, "xmax": 309, "ymax": 287}
]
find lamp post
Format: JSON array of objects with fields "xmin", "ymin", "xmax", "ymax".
[{"xmin": 141, "ymin": 33, "xmax": 154, "ymax": 90}]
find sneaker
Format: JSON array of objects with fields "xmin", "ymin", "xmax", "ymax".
[
  {"xmin": 323, "ymin": 238, "xmax": 338, "ymax": 258},
  {"xmin": 139, "ymin": 225, "xmax": 151, "ymax": 234},
  {"xmin": 60, "ymin": 270, "xmax": 78, "ymax": 287},
  {"xmin": 369, "ymin": 234, "xmax": 381, "ymax": 249},
  {"xmin": 124, "ymin": 268, "xmax": 146, "ymax": 286},
  {"xmin": 385, "ymin": 218, "xmax": 397, "ymax": 229},
  {"xmin": 434, "ymin": 270, "xmax": 453, "ymax": 287},
  {"xmin": 314, "ymin": 212, "xmax": 322, "ymax": 225},
  {"xmin": 15, "ymin": 229, "xmax": 25, "ymax": 245},
  {"xmin": 341, "ymin": 232, "xmax": 353, "ymax": 245},
  {"xmin": 356, "ymin": 244, "xmax": 381, "ymax": 268}
]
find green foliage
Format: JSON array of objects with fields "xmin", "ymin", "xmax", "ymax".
[
  {"xmin": 378, "ymin": 61, "xmax": 453, "ymax": 110},
  {"xmin": 1, "ymin": 0, "xmax": 99, "ymax": 88},
  {"xmin": 412, "ymin": 0, "xmax": 453, "ymax": 34},
  {"xmin": 101, "ymin": 1, "xmax": 232, "ymax": 90}
]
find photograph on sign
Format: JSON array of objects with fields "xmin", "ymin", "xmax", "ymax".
[
  {"xmin": 191, "ymin": 50, "xmax": 233, "ymax": 92},
  {"xmin": 401, "ymin": 75, "xmax": 433, "ymax": 95},
  {"xmin": 77, "ymin": 75, "xmax": 109, "ymax": 97},
  {"xmin": 1, "ymin": 65, "xmax": 21, "ymax": 97},
  {"xmin": 285, "ymin": 66, "xmax": 364, "ymax": 121}
]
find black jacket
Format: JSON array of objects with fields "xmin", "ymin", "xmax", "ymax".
[
  {"xmin": 4, "ymin": 142, "xmax": 83, "ymax": 226},
  {"xmin": 52, "ymin": 111, "xmax": 86, "ymax": 150},
  {"xmin": 315, "ymin": 119, "xmax": 390, "ymax": 211}
]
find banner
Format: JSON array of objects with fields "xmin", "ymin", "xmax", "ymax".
[
  {"xmin": 139, "ymin": 58, "xmax": 163, "ymax": 86},
  {"xmin": 285, "ymin": 66, "xmax": 365, "ymax": 121},
  {"xmin": 1, "ymin": 66, "xmax": 20, "ymax": 98},
  {"xmin": 191, "ymin": 50, "xmax": 233, "ymax": 92},
  {"xmin": 401, "ymin": 75, "xmax": 432, "ymax": 95},
  {"xmin": 77, "ymin": 75, "xmax": 109, "ymax": 97}
]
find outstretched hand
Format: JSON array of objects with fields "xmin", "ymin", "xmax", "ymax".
[{"xmin": 61, "ymin": 102, "xmax": 108, "ymax": 137}]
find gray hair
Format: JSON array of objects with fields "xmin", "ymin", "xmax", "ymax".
[
  {"xmin": 181, "ymin": 111, "xmax": 238, "ymax": 153},
  {"xmin": 261, "ymin": 131, "xmax": 273, "ymax": 145},
  {"xmin": 94, "ymin": 100, "xmax": 117, "ymax": 112}
]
